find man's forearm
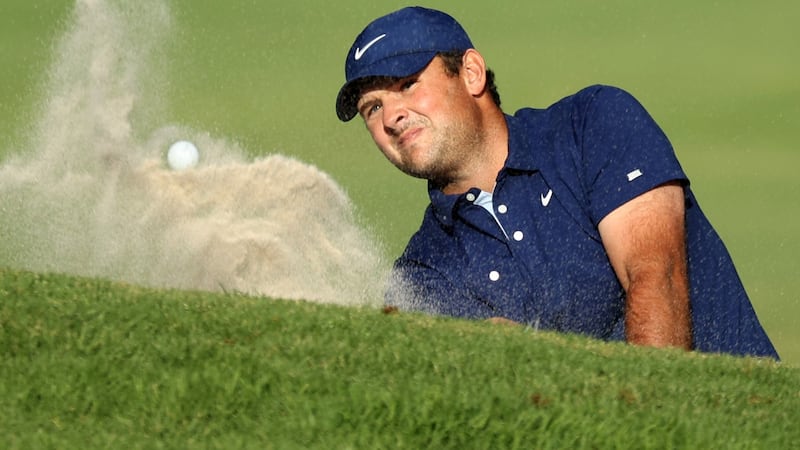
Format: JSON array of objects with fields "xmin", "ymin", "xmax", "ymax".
[{"xmin": 624, "ymin": 272, "xmax": 692, "ymax": 350}]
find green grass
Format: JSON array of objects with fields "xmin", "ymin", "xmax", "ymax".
[{"xmin": 2, "ymin": 268, "xmax": 798, "ymax": 449}]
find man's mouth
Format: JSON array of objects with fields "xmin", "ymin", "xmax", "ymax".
[{"xmin": 397, "ymin": 127, "xmax": 422, "ymax": 148}]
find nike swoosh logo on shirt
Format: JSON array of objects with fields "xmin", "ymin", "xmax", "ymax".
[
  {"xmin": 354, "ymin": 34, "xmax": 387, "ymax": 60},
  {"xmin": 540, "ymin": 189, "xmax": 553, "ymax": 207}
]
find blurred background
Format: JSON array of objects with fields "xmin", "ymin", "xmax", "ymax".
[{"xmin": 1, "ymin": 0, "xmax": 797, "ymax": 363}]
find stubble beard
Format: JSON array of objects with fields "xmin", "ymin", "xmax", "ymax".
[{"xmin": 398, "ymin": 119, "xmax": 484, "ymax": 188}]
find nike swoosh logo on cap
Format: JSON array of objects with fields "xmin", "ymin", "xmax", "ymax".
[{"xmin": 354, "ymin": 34, "xmax": 387, "ymax": 60}]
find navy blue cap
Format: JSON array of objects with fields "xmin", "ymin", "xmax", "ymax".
[{"xmin": 335, "ymin": 7, "xmax": 474, "ymax": 122}]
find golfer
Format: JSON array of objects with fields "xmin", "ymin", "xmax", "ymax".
[{"xmin": 336, "ymin": 7, "xmax": 778, "ymax": 359}]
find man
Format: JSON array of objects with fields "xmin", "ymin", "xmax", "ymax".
[{"xmin": 335, "ymin": 7, "xmax": 778, "ymax": 359}]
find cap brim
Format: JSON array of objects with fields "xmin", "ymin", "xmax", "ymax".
[
  {"xmin": 335, "ymin": 51, "xmax": 438, "ymax": 122},
  {"xmin": 335, "ymin": 82, "xmax": 362, "ymax": 122}
]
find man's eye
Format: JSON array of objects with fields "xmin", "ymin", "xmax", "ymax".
[{"xmin": 361, "ymin": 102, "xmax": 381, "ymax": 119}]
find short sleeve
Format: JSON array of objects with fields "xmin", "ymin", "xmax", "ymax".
[{"xmin": 577, "ymin": 86, "xmax": 688, "ymax": 224}]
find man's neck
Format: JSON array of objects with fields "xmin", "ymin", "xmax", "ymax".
[{"xmin": 440, "ymin": 110, "xmax": 508, "ymax": 195}]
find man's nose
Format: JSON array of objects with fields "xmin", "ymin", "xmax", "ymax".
[{"xmin": 381, "ymin": 96, "xmax": 408, "ymax": 133}]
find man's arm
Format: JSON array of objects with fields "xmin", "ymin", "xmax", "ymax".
[{"xmin": 597, "ymin": 182, "xmax": 692, "ymax": 350}]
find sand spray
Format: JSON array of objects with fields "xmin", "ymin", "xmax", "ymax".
[{"xmin": 0, "ymin": 0, "xmax": 388, "ymax": 306}]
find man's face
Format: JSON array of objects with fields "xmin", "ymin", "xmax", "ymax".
[{"xmin": 355, "ymin": 56, "xmax": 483, "ymax": 184}]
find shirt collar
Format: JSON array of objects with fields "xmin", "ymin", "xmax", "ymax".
[
  {"xmin": 503, "ymin": 111, "xmax": 539, "ymax": 172},
  {"xmin": 428, "ymin": 113, "xmax": 540, "ymax": 228}
]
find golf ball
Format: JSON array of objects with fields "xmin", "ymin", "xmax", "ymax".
[{"xmin": 167, "ymin": 140, "xmax": 199, "ymax": 171}]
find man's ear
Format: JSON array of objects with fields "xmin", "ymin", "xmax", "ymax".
[{"xmin": 461, "ymin": 49, "xmax": 487, "ymax": 96}]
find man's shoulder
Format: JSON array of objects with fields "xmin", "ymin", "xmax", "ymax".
[
  {"xmin": 513, "ymin": 84, "xmax": 636, "ymax": 118},
  {"xmin": 507, "ymin": 85, "xmax": 653, "ymax": 149}
]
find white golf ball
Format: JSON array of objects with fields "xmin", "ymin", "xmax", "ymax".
[{"xmin": 167, "ymin": 140, "xmax": 199, "ymax": 171}]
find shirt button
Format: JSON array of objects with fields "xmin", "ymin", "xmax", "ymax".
[
  {"xmin": 513, "ymin": 231, "xmax": 524, "ymax": 241},
  {"xmin": 497, "ymin": 204, "xmax": 508, "ymax": 214},
  {"xmin": 489, "ymin": 270, "xmax": 500, "ymax": 282},
  {"xmin": 466, "ymin": 193, "xmax": 476, "ymax": 202}
]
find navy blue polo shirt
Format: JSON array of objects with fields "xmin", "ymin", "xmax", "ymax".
[{"xmin": 386, "ymin": 85, "xmax": 778, "ymax": 359}]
